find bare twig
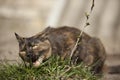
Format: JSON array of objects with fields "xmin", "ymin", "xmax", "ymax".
[{"xmin": 70, "ymin": 0, "xmax": 95, "ymax": 59}]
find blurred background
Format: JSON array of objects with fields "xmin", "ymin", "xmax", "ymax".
[{"xmin": 0, "ymin": 0, "xmax": 120, "ymax": 79}]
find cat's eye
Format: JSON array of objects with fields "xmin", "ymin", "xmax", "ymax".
[
  {"xmin": 19, "ymin": 51, "xmax": 26, "ymax": 55},
  {"xmin": 32, "ymin": 45, "xmax": 38, "ymax": 49}
]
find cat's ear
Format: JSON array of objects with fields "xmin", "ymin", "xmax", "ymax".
[{"xmin": 14, "ymin": 33, "xmax": 24, "ymax": 43}]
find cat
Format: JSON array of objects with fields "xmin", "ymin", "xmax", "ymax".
[{"xmin": 15, "ymin": 26, "xmax": 106, "ymax": 74}]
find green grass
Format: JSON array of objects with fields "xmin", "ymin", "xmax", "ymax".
[{"xmin": 0, "ymin": 56, "xmax": 99, "ymax": 80}]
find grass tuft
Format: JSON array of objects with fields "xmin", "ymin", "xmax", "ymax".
[{"xmin": 0, "ymin": 56, "xmax": 99, "ymax": 80}]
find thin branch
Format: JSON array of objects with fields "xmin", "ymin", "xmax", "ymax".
[
  {"xmin": 91, "ymin": 0, "xmax": 95, "ymax": 12},
  {"xmin": 70, "ymin": 0, "xmax": 95, "ymax": 59}
]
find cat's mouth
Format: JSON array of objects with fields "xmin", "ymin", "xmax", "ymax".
[
  {"xmin": 27, "ymin": 55, "xmax": 39, "ymax": 63},
  {"xmin": 26, "ymin": 50, "xmax": 45, "ymax": 63},
  {"xmin": 32, "ymin": 56, "xmax": 44, "ymax": 67},
  {"xmin": 32, "ymin": 48, "xmax": 51, "ymax": 67},
  {"xmin": 25, "ymin": 47, "xmax": 52, "ymax": 68},
  {"xmin": 25, "ymin": 56, "xmax": 44, "ymax": 68}
]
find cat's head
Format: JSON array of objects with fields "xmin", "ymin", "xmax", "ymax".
[{"xmin": 15, "ymin": 32, "xmax": 51, "ymax": 67}]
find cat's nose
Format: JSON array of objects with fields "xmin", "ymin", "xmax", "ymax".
[{"xmin": 26, "ymin": 53, "xmax": 32, "ymax": 58}]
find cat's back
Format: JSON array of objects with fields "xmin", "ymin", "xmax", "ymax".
[
  {"xmin": 48, "ymin": 26, "xmax": 80, "ymax": 35},
  {"xmin": 47, "ymin": 26, "xmax": 90, "ymax": 40}
]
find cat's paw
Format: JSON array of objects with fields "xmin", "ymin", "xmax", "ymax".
[{"xmin": 33, "ymin": 61, "xmax": 40, "ymax": 68}]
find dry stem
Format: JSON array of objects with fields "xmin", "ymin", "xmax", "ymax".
[{"xmin": 70, "ymin": 0, "xmax": 95, "ymax": 59}]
